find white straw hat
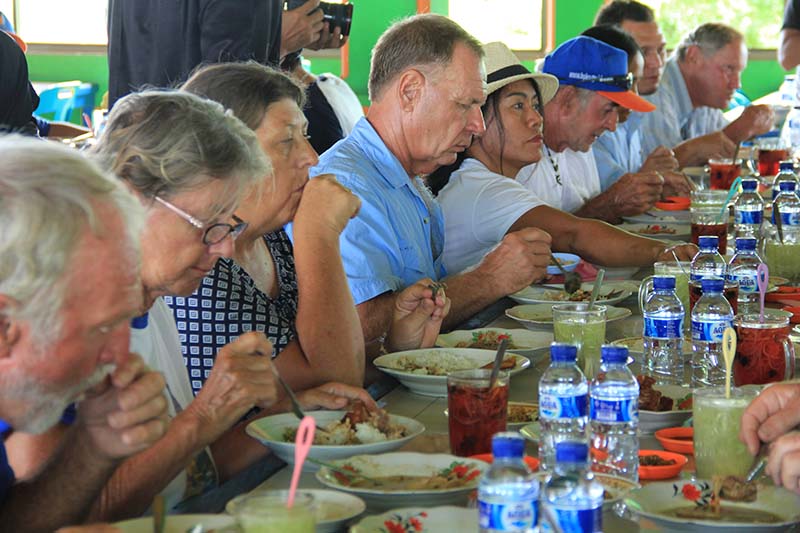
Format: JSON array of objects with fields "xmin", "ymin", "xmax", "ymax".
[{"xmin": 483, "ymin": 41, "xmax": 558, "ymax": 105}]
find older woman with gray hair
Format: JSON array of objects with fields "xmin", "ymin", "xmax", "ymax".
[{"xmin": 8, "ymin": 90, "xmax": 376, "ymax": 520}]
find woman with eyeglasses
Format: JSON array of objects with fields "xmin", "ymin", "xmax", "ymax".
[
  {"xmin": 5, "ymin": 91, "xmax": 391, "ymax": 520},
  {"xmin": 430, "ymin": 42, "xmax": 697, "ymax": 276}
]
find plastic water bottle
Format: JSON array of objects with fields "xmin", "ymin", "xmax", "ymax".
[
  {"xmin": 772, "ymin": 161, "xmax": 797, "ymax": 200},
  {"xmin": 478, "ymin": 432, "xmax": 539, "ymax": 533},
  {"xmin": 690, "ymin": 236, "xmax": 726, "ymax": 281},
  {"xmin": 642, "ymin": 275, "xmax": 685, "ymax": 385},
  {"xmin": 780, "ymin": 108, "xmax": 800, "ymax": 149},
  {"xmin": 690, "ymin": 277, "xmax": 734, "ymax": 387},
  {"xmin": 538, "ymin": 343, "xmax": 589, "ymax": 472},
  {"xmin": 727, "ymin": 237, "xmax": 764, "ymax": 315},
  {"xmin": 733, "ymin": 178, "xmax": 764, "ymax": 239},
  {"xmin": 540, "ymin": 442, "xmax": 604, "ymax": 533},
  {"xmin": 589, "ymin": 345, "xmax": 639, "ymax": 482},
  {"xmin": 772, "ymin": 181, "xmax": 800, "ymax": 235}
]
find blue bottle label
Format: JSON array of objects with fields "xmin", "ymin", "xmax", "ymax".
[
  {"xmin": 590, "ymin": 397, "xmax": 638, "ymax": 423},
  {"xmin": 773, "ymin": 210, "xmax": 800, "ymax": 226},
  {"xmin": 540, "ymin": 393, "xmax": 588, "ymax": 419},
  {"xmin": 727, "ymin": 272, "xmax": 757, "ymax": 293},
  {"xmin": 643, "ymin": 317, "xmax": 683, "ymax": 339},
  {"xmin": 540, "ymin": 506, "xmax": 602, "ymax": 533},
  {"xmin": 734, "ymin": 209, "xmax": 762, "ymax": 225},
  {"xmin": 691, "ymin": 318, "xmax": 733, "ymax": 342},
  {"xmin": 478, "ymin": 499, "xmax": 538, "ymax": 530}
]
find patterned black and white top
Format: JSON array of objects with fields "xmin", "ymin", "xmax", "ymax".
[{"xmin": 165, "ymin": 229, "xmax": 299, "ymax": 395}]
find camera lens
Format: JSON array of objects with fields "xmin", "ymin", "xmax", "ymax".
[{"xmin": 320, "ymin": 2, "xmax": 354, "ymax": 37}]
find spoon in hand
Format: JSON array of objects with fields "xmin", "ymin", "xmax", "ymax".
[{"xmin": 551, "ymin": 255, "xmax": 582, "ymax": 295}]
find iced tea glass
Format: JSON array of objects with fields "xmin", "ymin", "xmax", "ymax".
[
  {"xmin": 694, "ymin": 386, "xmax": 758, "ymax": 479},
  {"xmin": 447, "ymin": 369, "xmax": 509, "ymax": 456},
  {"xmin": 690, "ymin": 190, "xmax": 729, "ymax": 254},
  {"xmin": 733, "ymin": 314, "xmax": 795, "ymax": 386},
  {"xmin": 758, "ymin": 149, "xmax": 789, "ymax": 177},
  {"xmin": 553, "ymin": 303, "xmax": 607, "ymax": 379},
  {"xmin": 708, "ymin": 158, "xmax": 741, "ymax": 190}
]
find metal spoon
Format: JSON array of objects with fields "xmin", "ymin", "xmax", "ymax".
[
  {"xmin": 270, "ymin": 365, "xmax": 328, "ymax": 434},
  {"xmin": 587, "ymin": 269, "xmax": 606, "ymax": 310},
  {"xmin": 489, "ymin": 337, "xmax": 510, "ymax": 389},
  {"xmin": 774, "ymin": 202, "xmax": 786, "ymax": 244},
  {"xmin": 551, "ymin": 255, "xmax": 582, "ymax": 295}
]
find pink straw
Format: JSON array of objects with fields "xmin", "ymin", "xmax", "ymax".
[
  {"xmin": 287, "ymin": 416, "xmax": 315, "ymax": 508},
  {"xmin": 757, "ymin": 263, "xmax": 769, "ymax": 323}
]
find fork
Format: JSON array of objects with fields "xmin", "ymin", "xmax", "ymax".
[{"xmin": 270, "ymin": 365, "xmax": 328, "ymax": 433}]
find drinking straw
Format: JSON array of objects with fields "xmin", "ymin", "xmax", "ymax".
[
  {"xmin": 717, "ymin": 176, "xmax": 743, "ymax": 222},
  {"xmin": 722, "ymin": 327, "xmax": 736, "ymax": 399},
  {"xmin": 757, "ymin": 263, "xmax": 769, "ymax": 324},
  {"xmin": 287, "ymin": 416, "xmax": 315, "ymax": 508}
]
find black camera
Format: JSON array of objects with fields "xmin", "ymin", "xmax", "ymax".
[{"xmin": 286, "ymin": 1, "xmax": 354, "ymax": 38}]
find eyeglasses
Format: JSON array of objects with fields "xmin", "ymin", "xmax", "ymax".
[
  {"xmin": 153, "ymin": 196, "xmax": 248, "ymax": 245},
  {"xmin": 571, "ymin": 72, "xmax": 635, "ymax": 91}
]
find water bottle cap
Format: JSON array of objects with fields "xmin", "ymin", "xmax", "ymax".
[
  {"xmin": 555, "ymin": 441, "xmax": 589, "ymax": 463},
  {"xmin": 735, "ymin": 237, "xmax": 757, "ymax": 251},
  {"xmin": 779, "ymin": 181, "xmax": 797, "ymax": 191},
  {"xmin": 492, "ymin": 432, "xmax": 525, "ymax": 458},
  {"xmin": 600, "ymin": 344, "xmax": 629, "ymax": 363},
  {"xmin": 700, "ymin": 277, "xmax": 725, "ymax": 293},
  {"xmin": 740, "ymin": 179, "xmax": 758, "ymax": 191},
  {"xmin": 550, "ymin": 342, "xmax": 578, "ymax": 362},
  {"xmin": 653, "ymin": 275, "xmax": 676, "ymax": 290},
  {"xmin": 698, "ymin": 235, "xmax": 719, "ymax": 249},
  {"xmin": 779, "ymin": 161, "xmax": 795, "ymax": 172}
]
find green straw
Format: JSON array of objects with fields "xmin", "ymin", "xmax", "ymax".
[{"xmin": 717, "ymin": 176, "xmax": 743, "ymax": 223}]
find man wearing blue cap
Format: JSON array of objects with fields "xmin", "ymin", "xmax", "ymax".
[{"xmin": 516, "ymin": 36, "xmax": 661, "ymax": 223}]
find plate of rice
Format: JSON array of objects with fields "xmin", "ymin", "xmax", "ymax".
[
  {"xmin": 373, "ymin": 348, "xmax": 530, "ymax": 397},
  {"xmin": 246, "ymin": 410, "xmax": 425, "ymax": 470},
  {"xmin": 435, "ymin": 328, "xmax": 552, "ymax": 357}
]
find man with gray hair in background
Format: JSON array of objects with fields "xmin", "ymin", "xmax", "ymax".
[
  {"xmin": 0, "ymin": 137, "xmax": 168, "ymax": 532},
  {"xmin": 637, "ymin": 21, "xmax": 774, "ymax": 166},
  {"xmin": 308, "ymin": 13, "xmax": 552, "ymax": 349}
]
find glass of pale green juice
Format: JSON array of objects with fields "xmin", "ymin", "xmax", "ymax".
[
  {"xmin": 764, "ymin": 240, "xmax": 800, "ymax": 283},
  {"xmin": 553, "ymin": 303, "xmax": 606, "ymax": 378},
  {"xmin": 693, "ymin": 386, "xmax": 758, "ymax": 479},
  {"xmin": 234, "ymin": 492, "xmax": 315, "ymax": 533}
]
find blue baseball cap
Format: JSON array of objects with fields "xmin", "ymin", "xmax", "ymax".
[{"xmin": 543, "ymin": 36, "xmax": 655, "ymax": 113}]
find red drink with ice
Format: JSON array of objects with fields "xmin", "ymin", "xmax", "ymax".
[
  {"xmin": 733, "ymin": 315, "xmax": 795, "ymax": 386},
  {"xmin": 448, "ymin": 369, "xmax": 508, "ymax": 456},
  {"xmin": 709, "ymin": 160, "xmax": 741, "ymax": 190},
  {"xmin": 758, "ymin": 149, "xmax": 789, "ymax": 177}
]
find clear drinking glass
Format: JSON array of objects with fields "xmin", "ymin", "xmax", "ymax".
[
  {"xmin": 447, "ymin": 368, "xmax": 509, "ymax": 457},
  {"xmin": 234, "ymin": 492, "xmax": 316, "ymax": 533},
  {"xmin": 733, "ymin": 314, "xmax": 795, "ymax": 386},
  {"xmin": 693, "ymin": 386, "xmax": 758, "ymax": 479},
  {"xmin": 552, "ymin": 303, "xmax": 607, "ymax": 379}
]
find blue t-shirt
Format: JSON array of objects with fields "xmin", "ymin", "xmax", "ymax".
[{"xmin": 0, "ymin": 419, "xmax": 15, "ymax": 503}]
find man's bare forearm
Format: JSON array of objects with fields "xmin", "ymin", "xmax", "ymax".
[
  {"xmin": 573, "ymin": 192, "xmax": 622, "ymax": 223},
  {"xmin": 356, "ymin": 292, "xmax": 396, "ymax": 343},
  {"xmin": 441, "ymin": 269, "xmax": 505, "ymax": 330},
  {"xmin": 0, "ymin": 428, "xmax": 118, "ymax": 532}
]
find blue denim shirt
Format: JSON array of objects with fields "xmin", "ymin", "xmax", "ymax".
[
  {"xmin": 309, "ymin": 117, "xmax": 446, "ymax": 304},
  {"xmin": 593, "ymin": 111, "xmax": 645, "ymax": 191},
  {"xmin": 640, "ymin": 57, "xmax": 728, "ymax": 156},
  {"xmin": 0, "ymin": 419, "xmax": 14, "ymax": 504}
]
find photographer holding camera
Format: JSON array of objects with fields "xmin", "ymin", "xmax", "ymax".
[{"xmin": 108, "ymin": 0, "xmax": 352, "ymax": 108}]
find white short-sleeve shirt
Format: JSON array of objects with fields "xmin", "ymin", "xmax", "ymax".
[
  {"xmin": 438, "ymin": 158, "xmax": 544, "ymax": 274},
  {"xmin": 516, "ymin": 147, "xmax": 602, "ymax": 213}
]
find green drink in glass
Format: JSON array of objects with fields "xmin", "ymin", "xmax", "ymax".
[
  {"xmin": 234, "ymin": 493, "xmax": 315, "ymax": 533},
  {"xmin": 764, "ymin": 241, "xmax": 800, "ymax": 282},
  {"xmin": 693, "ymin": 386, "xmax": 758, "ymax": 479},
  {"xmin": 553, "ymin": 303, "xmax": 606, "ymax": 378}
]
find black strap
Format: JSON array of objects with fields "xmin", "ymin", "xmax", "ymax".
[{"xmin": 487, "ymin": 64, "xmax": 530, "ymax": 84}]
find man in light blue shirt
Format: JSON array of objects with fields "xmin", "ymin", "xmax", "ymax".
[
  {"xmin": 638, "ymin": 23, "xmax": 773, "ymax": 167},
  {"xmin": 312, "ymin": 14, "xmax": 552, "ymax": 343}
]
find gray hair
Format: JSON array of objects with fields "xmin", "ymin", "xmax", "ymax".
[
  {"xmin": 0, "ymin": 136, "xmax": 145, "ymax": 346},
  {"xmin": 368, "ymin": 13, "xmax": 483, "ymax": 102},
  {"xmin": 675, "ymin": 23, "xmax": 743, "ymax": 62},
  {"xmin": 91, "ymin": 90, "xmax": 270, "ymax": 219}
]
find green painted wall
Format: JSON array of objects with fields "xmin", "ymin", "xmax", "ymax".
[{"xmin": 24, "ymin": 0, "xmax": 787, "ymax": 121}]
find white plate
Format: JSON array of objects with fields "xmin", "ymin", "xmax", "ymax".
[
  {"xmin": 373, "ymin": 348, "xmax": 530, "ymax": 397},
  {"xmin": 436, "ymin": 328, "xmax": 553, "ymax": 357},
  {"xmin": 225, "ymin": 489, "xmax": 365, "ymax": 533},
  {"xmin": 617, "ymin": 222, "xmax": 691, "ymax": 241},
  {"xmin": 623, "ymin": 209, "xmax": 691, "ymax": 224},
  {"xmin": 316, "ymin": 452, "xmax": 487, "ymax": 511},
  {"xmin": 510, "ymin": 281, "xmax": 635, "ymax": 306},
  {"xmin": 245, "ymin": 411, "xmax": 424, "ymax": 470},
  {"xmin": 624, "ymin": 480, "xmax": 800, "ymax": 531},
  {"xmin": 350, "ymin": 506, "xmax": 478, "ymax": 532},
  {"xmin": 638, "ymin": 383, "xmax": 693, "ymax": 434},
  {"xmin": 114, "ymin": 514, "xmax": 235, "ymax": 532},
  {"xmin": 505, "ymin": 304, "xmax": 632, "ymax": 330},
  {"xmin": 444, "ymin": 401, "xmax": 539, "ymax": 431}
]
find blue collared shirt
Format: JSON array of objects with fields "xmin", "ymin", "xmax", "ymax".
[
  {"xmin": 593, "ymin": 111, "xmax": 645, "ymax": 191},
  {"xmin": 640, "ymin": 57, "xmax": 728, "ymax": 156},
  {"xmin": 309, "ymin": 117, "xmax": 446, "ymax": 305},
  {"xmin": 0, "ymin": 419, "xmax": 14, "ymax": 503}
]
